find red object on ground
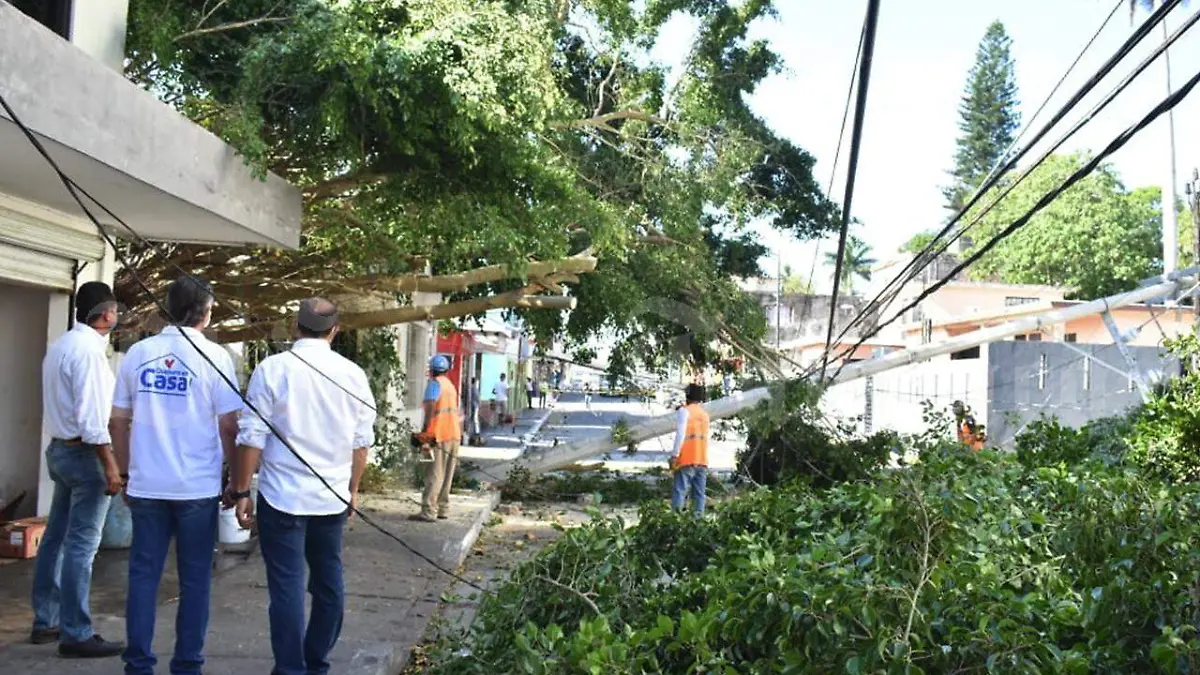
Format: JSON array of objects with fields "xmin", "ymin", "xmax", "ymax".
[{"xmin": 0, "ymin": 517, "xmax": 47, "ymax": 559}]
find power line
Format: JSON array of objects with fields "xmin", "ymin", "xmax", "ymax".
[
  {"xmin": 804, "ymin": 16, "xmax": 869, "ymax": 293},
  {"xmin": 821, "ymin": 0, "xmax": 1184, "ymax": 367},
  {"xmin": 0, "ymin": 92, "xmax": 487, "ymax": 592},
  {"xmin": 822, "ymin": 9, "xmax": 1200, "ymax": 378},
  {"xmin": 821, "ymin": 0, "xmax": 882, "ymax": 380}
]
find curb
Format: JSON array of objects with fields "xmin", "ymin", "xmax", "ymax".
[
  {"xmin": 440, "ymin": 490, "xmax": 501, "ymax": 568},
  {"xmin": 346, "ymin": 490, "xmax": 501, "ymax": 675}
]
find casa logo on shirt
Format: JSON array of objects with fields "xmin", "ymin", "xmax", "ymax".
[{"xmin": 136, "ymin": 354, "xmax": 195, "ymax": 397}]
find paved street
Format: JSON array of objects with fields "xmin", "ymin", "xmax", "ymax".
[{"xmin": 462, "ymin": 392, "xmax": 740, "ymax": 480}]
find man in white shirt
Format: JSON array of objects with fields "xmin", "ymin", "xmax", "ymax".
[
  {"xmin": 110, "ymin": 276, "xmax": 242, "ymax": 675},
  {"xmin": 231, "ymin": 298, "xmax": 376, "ymax": 675},
  {"xmin": 491, "ymin": 373, "xmax": 510, "ymax": 424},
  {"xmin": 31, "ymin": 282, "xmax": 124, "ymax": 658}
]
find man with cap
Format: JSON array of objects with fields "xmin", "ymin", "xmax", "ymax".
[
  {"xmin": 31, "ymin": 281, "xmax": 124, "ymax": 657},
  {"xmin": 111, "ymin": 275, "xmax": 242, "ymax": 674},
  {"xmin": 231, "ymin": 297, "xmax": 376, "ymax": 675},
  {"xmin": 411, "ymin": 354, "xmax": 461, "ymax": 522}
]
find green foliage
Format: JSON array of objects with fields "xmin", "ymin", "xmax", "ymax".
[
  {"xmin": 1014, "ymin": 415, "xmax": 1093, "ymax": 468},
  {"xmin": 944, "ymin": 20, "xmax": 1021, "ymax": 212},
  {"xmin": 1125, "ymin": 335, "xmax": 1199, "ymax": 483},
  {"xmin": 900, "ymin": 229, "xmax": 937, "ymax": 254},
  {"xmin": 500, "ymin": 466, "xmax": 692, "ymax": 505},
  {"xmin": 435, "ymin": 444, "xmax": 1200, "ymax": 673},
  {"xmin": 738, "ymin": 380, "xmax": 895, "ymax": 487},
  {"xmin": 966, "ymin": 154, "xmax": 1162, "ymax": 298},
  {"xmin": 125, "ymin": 0, "xmax": 836, "ymax": 377}
]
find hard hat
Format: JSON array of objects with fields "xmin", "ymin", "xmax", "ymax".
[{"xmin": 429, "ymin": 355, "xmax": 451, "ymax": 374}]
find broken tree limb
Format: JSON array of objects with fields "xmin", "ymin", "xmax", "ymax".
[
  {"xmin": 213, "ymin": 290, "xmax": 576, "ymax": 343},
  {"xmin": 470, "ymin": 269, "xmax": 1199, "ymax": 481}
]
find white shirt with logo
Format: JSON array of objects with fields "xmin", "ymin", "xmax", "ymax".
[
  {"xmin": 113, "ymin": 326, "xmax": 243, "ymax": 500},
  {"xmin": 237, "ymin": 339, "xmax": 377, "ymax": 516},
  {"xmin": 43, "ymin": 323, "xmax": 114, "ymax": 445}
]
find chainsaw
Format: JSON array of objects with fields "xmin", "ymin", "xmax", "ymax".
[{"xmin": 410, "ymin": 431, "xmax": 437, "ymax": 462}]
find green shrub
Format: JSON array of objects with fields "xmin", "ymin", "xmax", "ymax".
[
  {"xmin": 1014, "ymin": 415, "xmax": 1092, "ymax": 468},
  {"xmin": 434, "ymin": 447, "xmax": 1200, "ymax": 674}
]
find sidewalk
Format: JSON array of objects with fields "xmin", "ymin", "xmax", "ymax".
[{"xmin": 2, "ymin": 488, "xmax": 499, "ymax": 675}]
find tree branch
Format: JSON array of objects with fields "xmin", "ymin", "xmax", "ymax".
[
  {"xmin": 553, "ymin": 110, "xmax": 670, "ymax": 133},
  {"xmin": 174, "ymin": 17, "xmax": 292, "ymax": 42},
  {"xmin": 534, "ymin": 574, "xmax": 601, "ymax": 616}
]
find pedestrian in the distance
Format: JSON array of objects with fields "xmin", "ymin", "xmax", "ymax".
[
  {"xmin": 669, "ymin": 383, "xmax": 710, "ymax": 516},
  {"xmin": 411, "ymin": 355, "xmax": 462, "ymax": 522},
  {"xmin": 467, "ymin": 376, "xmax": 481, "ymax": 440},
  {"xmin": 584, "ymin": 383, "xmax": 593, "ymax": 410},
  {"xmin": 526, "ymin": 376, "xmax": 536, "ymax": 411},
  {"xmin": 231, "ymin": 297, "xmax": 376, "ymax": 675},
  {"xmin": 492, "ymin": 373, "xmax": 509, "ymax": 424},
  {"xmin": 31, "ymin": 282, "xmax": 124, "ymax": 657},
  {"xmin": 111, "ymin": 276, "xmax": 242, "ymax": 674},
  {"xmin": 538, "ymin": 377, "xmax": 549, "ymax": 408}
]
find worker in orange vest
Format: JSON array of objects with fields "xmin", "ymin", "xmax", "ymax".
[
  {"xmin": 411, "ymin": 355, "xmax": 462, "ymax": 522},
  {"xmin": 952, "ymin": 400, "xmax": 985, "ymax": 451},
  {"xmin": 669, "ymin": 383, "xmax": 710, "ymax": 515}
]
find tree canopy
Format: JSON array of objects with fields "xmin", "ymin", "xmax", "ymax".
[
  {"xmin": 943, "ymin": 20, "xmax": 1020, "ymax": 213},
  {"xmin": 965, "ymin": 153, "xmax": 1162, "ymax": 299},
  {"xmin": 825, "ymin": 235, "xmax": 876, "ymax": 294},
  {"xmin": 121, "ymin": 0, "xmax": 838, "ymax": 375}
]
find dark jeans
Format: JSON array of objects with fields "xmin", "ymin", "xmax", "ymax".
[
  {"xmin": 31, "ymin": 439, "xmax": 111, "ymax": 643},
  {"xmin": 123, "ymin": 497, "xmax": 219, "ymax": 675},
  {"xmin": 671, "ymin": 465, "xmax": 707, "ymax": 515},
  {"xmin": 257, "ymin": 495, "xmax": 347, "ymax": 675}
]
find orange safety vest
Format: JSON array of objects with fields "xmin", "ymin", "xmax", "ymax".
[
  {"xmin": 958, "ymin": 420, "xmax": 983, "ymax": 451},
  {"xmin": 428, "ymin": 375, "xmax": 461, "ymax": 443},
  {"xmin": 677, "ymin": 404, "xmax": 710, "ymax": 467}
]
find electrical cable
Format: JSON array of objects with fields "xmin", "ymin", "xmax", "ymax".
[
  {"xmin": 0, "ymin": 91, "xmax": 487, "ymax": 592},
  {"xmin": 821, "ymin": 0, "xmax": 1183, "ymax": 366},
  {"xmin": 822, "ymin": 0, "xmax": 882, "ymax": 380},
  {"xmin": 827, "ymin": 64, "xmax": 1200, "ymax": 383},
  {"xmin": 803, "ymin": 16, "xmax": 868, "ymax": 294},
  {"xmin": 820, "ymin": 2, "xmax": 1200, "ymax": 374}
]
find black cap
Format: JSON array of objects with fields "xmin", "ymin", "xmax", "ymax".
[
  {"xmin": 298, "ymin": 297, "xmax": 338, "ymax": 332},
  {"xmin": 75, "ymin": 282, "xmax": 116, "ymax": 324}
]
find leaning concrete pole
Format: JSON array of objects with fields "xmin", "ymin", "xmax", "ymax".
[{"xmin": 473, "ymin": 268, "xmax": 1198, "ymax": 480}]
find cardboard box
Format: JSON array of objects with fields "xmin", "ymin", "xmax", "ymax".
[{"xmin": 0, "ymin": 517, "xmax": 47, "ymax": 559}]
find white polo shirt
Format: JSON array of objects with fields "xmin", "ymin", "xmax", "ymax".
[
  {"xmin": 237, "ymin": 339, "xmax": 377, "ymax": 516},
  {"xmin": 114, "ymin": 326, "xmax": 243, "ymax": 500}
]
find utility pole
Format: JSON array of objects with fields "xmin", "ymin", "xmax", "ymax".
[
  {"xmin": 1187, "ymin": 168, "xmax": 1200, "ymax": 321},
  {"xmin": 1162, "ymin": 19, "xmax": 1180, "ymax": 278}
]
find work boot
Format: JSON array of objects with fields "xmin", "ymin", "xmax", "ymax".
[
  {"xmin": 437, "ymin": 512, "xmax": 449, "ymax": 520},
  {"xmin": 58, "ymin": 634, "xmax": 124, "ymax": 658},
  {"xmin": 30, "ymin": 627, "xmax": 60, "ymax": 645},
  {"xmin": 408, "ymin": 513, "xmax": 436, "ymax": 523}
]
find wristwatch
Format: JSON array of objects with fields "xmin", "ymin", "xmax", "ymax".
[{"xmin": 229, "ymin": 490, "xmax": 252, "ymax": 501}]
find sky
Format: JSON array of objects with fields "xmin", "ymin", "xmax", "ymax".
[{"xmin": 656, "ymin": 0, "xmax": 1200, "ymax": 293}]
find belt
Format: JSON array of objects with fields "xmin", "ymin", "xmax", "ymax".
[{"xmin": 54, "ymin": 437, "xmax": 84, "ymax": 445}]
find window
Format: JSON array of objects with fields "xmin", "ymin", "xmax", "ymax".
[
  {"xmin": 1014, "ymin": 334, "xmax": 1027, "ymax": 342},
  {"xmin": 1028, "ymin": 333, "xmax": 1042, "ymax": 342},
  {"xmin": 1038, "ymin": 354, "xmax": 1048, "ymax": 391},
  {"xmin": 1005, "ymin": 296, "xmax": 1039, "ymax": 307},
  {"xmin": 950, "ymin": 346, "xmax": 981, "ymax": 360},
  {"xmin": 1083, "ymin": 357, "xmax": 1092, "ymax": 391},
  {"xmin": 13, "ymin": 0, "xmax": 72, "ymax": 39},
  {"xmin": 1064, "ymin": 333, "xmax": 1077, "ymax": 343}
]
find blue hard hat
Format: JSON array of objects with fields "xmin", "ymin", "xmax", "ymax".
[{"xmin": 429, "ymin": 355, "xmax": 451, "ymax": 373}]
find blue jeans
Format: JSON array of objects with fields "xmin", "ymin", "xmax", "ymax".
[
  {"xmin": 671, "ymin": 465, "xmax": 707, "ymax": 515},
  {"xmin": 123, "ymin": 497, "xmax": 218, "ymax": 675},
  {"xmin": 257, "ymin": 495, "xmax": 347, "ymax": 675},
  {"xmin": 31, "ymin": 439, "xmax": 112, "ymax": 643}
]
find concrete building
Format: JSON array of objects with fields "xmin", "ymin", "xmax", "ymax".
[{"xmin": 0, "ymin": 1, "xmax": 301, "ymax": 518}]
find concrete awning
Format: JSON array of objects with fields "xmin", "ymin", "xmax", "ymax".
[{"xmin": 0, "ymin": 3, "xmax": 301, "ymax": 249}]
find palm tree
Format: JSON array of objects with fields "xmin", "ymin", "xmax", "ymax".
[{"xmin": 825, "ymin": 236, "xmax": 877, "ymax": 294}]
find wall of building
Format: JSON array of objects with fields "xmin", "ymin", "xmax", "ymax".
[
  {"xmin": 985, "ymin": 341, "xmax": 1178, "ymax": 447},
  {"xmin": 1063, "ymin": 308, "xmax": 1193, "ymax": 347},
  {"xmin": 0, "ymin": 282, "xmax": 52, "ymax": 519}
]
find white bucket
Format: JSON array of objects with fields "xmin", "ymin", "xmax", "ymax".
[{"xmin": 219, "ymin": 507, "xmax": 249, "ymax": 544}]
